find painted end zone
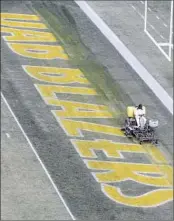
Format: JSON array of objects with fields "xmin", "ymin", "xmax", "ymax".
[{"xmin": 1, "ymin": 9, "xmax": 173, "ymax": 218}]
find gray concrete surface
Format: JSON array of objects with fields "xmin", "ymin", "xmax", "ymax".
[
  {"xmin": 1, "ymin": 0, "xmax": 173, "ymax": 220},
  {"xmin": 1, "ymin": 99, "xmax": 72, "ymax": 220},
  {"xmin": 88, "ymin": 1, "xmax": 173, "ymax": 98}
]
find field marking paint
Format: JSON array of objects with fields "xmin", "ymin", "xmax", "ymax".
[
  {"xmin": 33, "ymin": 69, "xmax": 171, "ymax": 164},
  {"xmin": 71, "ymin": 138, "xmax": 170, "ymax": 165},
  {"xmin": 150, "ymin": 24, "xmax": 155, "ymax": 30},
  {"xmin": 51, "ymin": 114, "xmax": 125, "ymax": 138},
  {"xmin": 84, "ymin": 160, "xmax": 172, "ymax": 187},
  {"xmin": 71, "ymin": 139, "xmax": 147, "ymax": 159},
  {"xmin": 144, "ymin": 0, "xmax": 173, "ymax": 61},
  {"xmin": 6, "ymin": 42, "xmax": 69, "ymax": 60},
  {"xmin": 1, "ymin": 93, "xmax": 75, "ymax": 220},
  {"xmin": 130, "ymin": 4, "xmax": 168, "ymax": 42},
  {"xmin": 137, "ymin": 10, "xmax": 144, "ymax": 19},
  {"xmin": 148, "ymin": 7, "xmax": 152, "ymax": 12},
  {"xmin": 6, "ymin": 133, "xmax": 10, "ymax": 138},
  {"xmin": 1, "ymin": 20, "xmax": 47, "ymax": 29},
  {"xmin": 130, "ymin": 4, "xmax": 166, "ymax": 41},
  {"xmin": 34, "ymin": 84, "xmax": 98, "ymax": 97},
  {"xmin": 2, "ymin": 12, "xmax": 173, "ymax": 208},
  {"xmin": 1, "ymin": 13, "xmax": 47, "ymax": 29},
  {"xmin": 22, "ymin": 65, "xmax": 90, "ymax": 85},
  {"xmin": 102, "ymin": 184, "xmax": 173, "ymax": 208},
  {"xmin": 75, "ymin": 1, "xmax": 173, "ymax": 115},
  {"xmin": 143, "ymin": 144, "xmax": 169, "ymax": 164},
  {"xmin": 46, "ymin": 99, "xmax": 113, "ymax": 119},
  {"xmin": 158, "ymin": 43, "xmax": 172, "ymax": 47},
  {"xmin": 1, "ymin": 27, "xmax": 57, "ymax": 42},
  {"xmin": 131, "ymin": 5, "xmax": 136, "ymax": 11},
  {"xmin": 144, "ymin": 29, "xmax": 171, "ymax": 60},
  {"xmin": 1, "ymin": 13, "xmax": 41, "ymax": 21}
]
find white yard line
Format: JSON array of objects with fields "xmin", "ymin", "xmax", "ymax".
[
  {"xmin": 135, "ymin": 1, "xmax": 173, "ymax": 58},
  {"xmin": 158, "ymin": 43, "xmax": 171, "ymax": 46},
  {"xmin": 148, "ymin": 7, "xmax": 152, "ymax": 12},
  {"xmin": 75, "ymin": 1, "xmax": 173, "ymax": 115},
  {"xmin": 6, "ymin": 133, "xmax": 10, "ymax": 138},
  {"xmin": 138, "ymin": 1, "xmax": 169, "ymax": 29},
  {"xmin": 150, "ymin": 24, "xmax": 155, "ymax": 30},
  {"xmin": 131, "ymin": 5, "xmax": 136, "ymax": 11},
  {"xmin": 144, "ymin": 29, "xmax": 171, "ymax": 60},
  {"xmin": 131, "ymin": 4, "xmax": 167, "ymax": 41},
  {"xmin": 1, "ymin": 92, "xmax": 75, "ymax": 220},
  {"xmin": 138, "ymin": 13, "xmax": 144, "ymax": 19}
]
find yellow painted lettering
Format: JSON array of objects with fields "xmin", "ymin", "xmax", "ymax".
[
  {"xmin": 1, "ymin": 13, "xmax": 46, "ymax": 29},
  {"xmin": 144, "ymin": 144, "xmax": 168, "ymax": 164},
  {"xmin": 7, "ymin": 43, "xmax": 68, "ymax": 60},
  {"xmin": 56, "ymin": 118, "xmax": 124, "ymax": 137},
  {"xmin": 143, "ymin": 145, "xmax": 173, "ymax": 185},
  {"xmin": 71, "ymin": 139, "xmax": 146, "ymax": 158},
  {"xmin": 35, "ymin": 84, "xmax": 97, "ymax": 99},
  {"xmin": 102, "ymin": 184, "xmax": 173, "ymax": 207},
  {"xmin": 23, "ymin": 66, "xmax": 89, "ymax": 85},
  {"xmin": 1, "ymin": 27, "xmax": 56, "ymax": 42},
  {"xmin": 159, "ymin": 166, "xmax": 173, "ymax": 186},
  {"xmin": 85, "ymin": 160, "xmax": 172, "ymax": 187},
  {"xmin": 49, "ymin": 98, "xmax": 113, "ymax": 118}
]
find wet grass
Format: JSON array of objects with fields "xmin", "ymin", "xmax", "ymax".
[{"xmin": 31, "ymin": 2, "xmax": 127, "ymax": 123}]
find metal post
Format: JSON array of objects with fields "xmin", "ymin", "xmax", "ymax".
[
  {"xmin": 144, "ymin": 0, "xmax": 148, "ymax": 31},
  {"xmin": 168, "ymin": 0, "xmax": 173, "ymax": 60}
]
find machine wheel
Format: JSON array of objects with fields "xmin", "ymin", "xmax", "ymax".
[
  {"xmin": 125, "ymin": 130, "xmax": 133, "ymax": 138},
  {"xmin": 152, "ymin": 139, "xmax": 158, "ymax": 145},
  {"xmin": 139, "ymin": 137, "xmax": 143, "ymax": 145}
]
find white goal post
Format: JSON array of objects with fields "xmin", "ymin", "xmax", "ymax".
[{"xmin": 144, "ymin": 0, "xmax": 173, "ymax": 61}]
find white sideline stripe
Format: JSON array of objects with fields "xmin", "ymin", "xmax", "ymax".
[
  {"xmin": 145, "ymin": 29, "xmax": 171, "ymax": 61},
  {"xmin": 1, "ymin": 92, "xmax": 75, "ymax": 220},
  {"xmin": 75, "ymin": 1, "xmax": 173, "ymax": 115}
]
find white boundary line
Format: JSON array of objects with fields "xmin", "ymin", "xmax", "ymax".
[
  {"xmin": 144, "ymin": 29, "xmax": 172, "ymax": 61},
  {"xmin": 158, "ymin": 43, "xmax": 173, "ymax": 49},
  {"xmin": 129, "ymin": 3, "xmax": 166, "ymax": 41},
  {"xmin": 144, "ymin": 0, "xmax": 173, "ymax": 61},
  {"xmin": 1, "ymin": 92, "xmax": 75, "ymax": 220},
  {"xmin": 75, "ymin": 1, "xmax": 173, "ymax": 115},
  {"xmin": 158, "ymin": 43, "xmax": 171, "ymax": 46}
]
